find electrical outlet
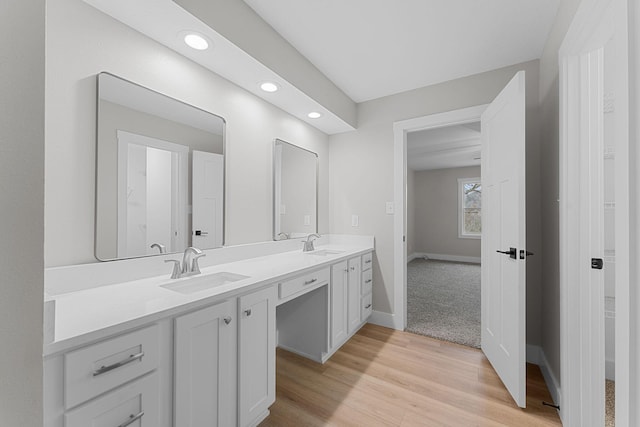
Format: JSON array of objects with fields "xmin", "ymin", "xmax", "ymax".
[
  {"xmin": 386, "ymin": 202, "xmax": 395, "ymax": 215},
  {"xmin": 351, "ymin": 215, "xmax": 359, "ymax": 227}
]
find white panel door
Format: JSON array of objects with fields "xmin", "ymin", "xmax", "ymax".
[
  {"xmin": 192, "ymin": 150, "xmax": 224, "ymax": 248},
  {"xmin": 174, "ymin": 300, "xmax": 237, "ymax": 427},
  {"xmin": 480, "ymin": 70, "xmax": 527, "ymax": 408},
  {"xmin": 238, "ymin": 286, "xmax": 277, "ymax": 426}
]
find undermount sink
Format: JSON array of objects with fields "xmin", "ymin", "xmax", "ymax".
[
  {"xmin": 161, "ymin": 272, "xmax": 250, "ymax": 294},
  {"xmin": 305, "ymin": 249, "xmax": 345, "ymax": 257}
]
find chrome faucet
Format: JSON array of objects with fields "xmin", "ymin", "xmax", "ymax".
[
  {"xmin": 150, "ymin": 243, "xmax": 166, "ymax": 254},
  {"xmin": 165, "ymin": 247, "xmax": 206, "ymax": 279},
  {"xmin": 303, "ymin": 233, "xmax": 320, "ymax": 252}
]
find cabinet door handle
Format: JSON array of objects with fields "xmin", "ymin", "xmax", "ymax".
[
  {"xmin": 304, "ymin": 278, "xmax": 317, "ymax": 285},
  {"xmin": 118, "ymin": 411, "xmax": 145, "ymax": 427},
  {"xmin": 350, "ymin": 266, "xmax": 356, "ymax": 271},
  {"xmin": 223, "ymin": 316, "xmax": 232, "ymax": 325},
  {"xmin": 365, "ymin": 304, "xmax": 372, "ymax": 309},
  {"xmin": 365, "ymin": 279, "xmax": 372, "ymax": 284},
  {"xmin": 344, "ymin": 268, "xmax": 349, "ymax": 273},
  {"xmin": 93, "ymin": 352, "xmax": 144, "ymax": 377},
  {"xmin": 365, "ymin": 259, "xmax": 372, "ymax": 264},
  {"xmin": 244, "ymin": 309, "xmax": 252, "ymax": 316}
]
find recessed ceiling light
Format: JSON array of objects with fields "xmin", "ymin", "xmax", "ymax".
[
  {"xmin": 184, "ymin": 33, "xmax": 209, "ymax": 50},
  {"xmin": 260, "ymin": 82, "xmax": 279, "ymax": 93},
  {"xmin": 307, "ymin": 112, "xmax": 322, "ymax": 119}
]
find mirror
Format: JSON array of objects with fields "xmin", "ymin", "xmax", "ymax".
[
  {"xmin": 273, "ymin": 139, "xmax": 318, "ymax": 240},
  {"xmin": 95, "ymin": 72, "xmax": 225, "ymax": 261}
]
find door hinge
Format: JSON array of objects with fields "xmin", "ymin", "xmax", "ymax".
[{"xmin": 591, "ymin": 258, "xmax": 604, "ymax": 270}]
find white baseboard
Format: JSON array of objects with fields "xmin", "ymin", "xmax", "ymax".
[
  {"xmin": 527, "ymin": 344, "xmax": 562, "ymax": 416},
  {"xmin": 408, "ymin": 252, "xmax": 481, "ymax": 264},
  {"xmin": 368, "ymin": 310, "xmax": 402, "ymax": 330}
]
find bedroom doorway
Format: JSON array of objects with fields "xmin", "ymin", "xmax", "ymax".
[{"xmin": 405, "ymin": 122, "xmax": 482, "ymax": 348}]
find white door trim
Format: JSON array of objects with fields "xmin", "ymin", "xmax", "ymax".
[
  {"xmin": 392, "ymin": 105, "xmax": 488, "ymax": 330},
  {"xmin": 559, "ymin": 0, "xmax": 630, "ymax": 424}
]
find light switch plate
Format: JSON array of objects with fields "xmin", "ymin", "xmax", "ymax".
[
  {"xmin": 351, "ymin": 215, "xmax": 359, "ymax": 227},
  {"xmin": 386, "ymin": 202, "xmax": 395, "ymax": 215}
]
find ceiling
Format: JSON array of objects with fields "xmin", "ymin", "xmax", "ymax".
[
  {"xmin": 407, "ymin": 122, "xmax": 481, "ymax": 171},
  {"xmin": 243, "ymin": 0, "xmax": 560, "ymax": 102}
]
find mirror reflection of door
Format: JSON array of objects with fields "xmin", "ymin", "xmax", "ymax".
[
  {"xmin": 192, "ymin": 150, "xmax": 223, "ymax": 248},
  {"xmin": 117, "ymin": 130, "xmax": 188, "ymax": 258}
]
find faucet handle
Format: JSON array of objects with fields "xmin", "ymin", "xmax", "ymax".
[
  {"xmin": 191, "ymin": 253, "xmax": 206, "ymax": 275},
  {"xmin": 164, "ymin": 259, "xmax": 182, "ymax": 279}
]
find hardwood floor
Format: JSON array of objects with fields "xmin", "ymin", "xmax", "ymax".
[{"xmin": 260, "ymin": 324, "xmax": 561, "ymax": 426}]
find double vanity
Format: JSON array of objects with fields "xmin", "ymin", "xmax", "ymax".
[{"xmin": 44, "ymin": 236, "xmax": 374, "ymax": 426}]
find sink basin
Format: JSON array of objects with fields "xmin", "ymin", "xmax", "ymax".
[
  {"xmin": 161, "ymin": 272, "xmax": 250, "ymax": 294},
  {"xmin": 305, "ymin": 249, "xmax": 345, "ymax": 257}
]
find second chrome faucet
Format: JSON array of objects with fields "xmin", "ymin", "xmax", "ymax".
[{"xmin": 165, "ymin": 247, "xmax": 206, "ymax": 279}]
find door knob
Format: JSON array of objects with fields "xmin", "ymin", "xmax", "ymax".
[{"xmin": 496, "ymin": 247, "xmax": 517, "ymax": 259}]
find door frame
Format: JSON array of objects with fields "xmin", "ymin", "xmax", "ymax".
[
  {"xmin": 392, "ymin": 105, "xmax": 488, "ymax": 330},
  {"xmin": 559, "ymin": 0, "xmax": 630, "ymax": 424}
]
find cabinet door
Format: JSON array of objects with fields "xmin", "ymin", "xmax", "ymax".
[
  {"xmin": 347, "ymin": 257, "xmax": 362, "ymax": 334},
  {"xmin": 239, "ymin": 286, "xmax": 277, "ymax": 427},
  {"xmin": 174, "ymin": 300, "xmax": 237, "ymax": 427},
  {"xmin": 330, "ymin": 261, "xmax": 349, "ymax": 349},
  {"xmin": 65, "ymin": 373, "xmax": 158, "ymax": 427}
]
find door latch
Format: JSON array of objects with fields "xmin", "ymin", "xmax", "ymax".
[
  {"xmin": 519, "ymin": 250, "xmax": 534, "ymax": 259},
  {"xmin": 496, "ymin": 247, "xmax": 517, "ymax": 259},
  {"xmin": 591, "ymin": 258, "xmax": 604, "ymax": 270}
]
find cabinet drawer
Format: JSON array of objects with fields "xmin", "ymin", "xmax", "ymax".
[
  {"xmin": 64, "ymin": 324, "xmax": 159, "ymax": 409},
  {"xmin": 362, "ymin": 252, "xmax": 373, "ymax": 271},
  {"xmin": 362, "ymin": 270, "xmax": 373, "ymax": 295},
  {"xmin": 65, "ymin": 372, "xmax": 159, "ymax": 427},
  {"xmin": 279, "ymin": 267, "xmax": 330, "ymax": 300},
  {"xmin": 361, "ymin": 294, "xmax": 373, "ymax": 322}
]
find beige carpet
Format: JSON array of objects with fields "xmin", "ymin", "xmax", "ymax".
[
  {"xmin": 606, "ymin": 380, "xmax": 615, "ymax": 427},
  {"xmin": 407, "ymin": 258, "xmax": 481, "ymax": 348}
]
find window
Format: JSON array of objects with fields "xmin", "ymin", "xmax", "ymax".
[{"xmin": 458, "ymin": 178, "xmax": 481, "ymax": 238}]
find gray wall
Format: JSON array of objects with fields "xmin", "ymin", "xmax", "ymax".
[
  {"xmin": 412, "ymin": 166, "xmax": 481, "ymax": 258},
  {"xmin": 538, "ymin": 0, "xmax": 583, "ymax": 388},
  {"xmin": 407, "ymin": 168, "xmax": 416, "ymax": 256},
  {"xmin": 46, "ymin": 0, "xmax": 330, "ymax": 266},
  {"xmin": 329, "ymin": 59, "xmax": 542, "ymax": 346},
  {"xmin": 0, "ymin": 0, "xmax": 45, "ymax": 425}
]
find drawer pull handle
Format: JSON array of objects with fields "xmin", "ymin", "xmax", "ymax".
[
  {"xmin": 350, "ymin": 266, "xmax": 356, "ymax": 271},
  {"xmin": 304, "ymin": 278, "xmax": 318, "ymax": 285},
  {"xmin": 93, "ymin": 352, "xmax": 144, "ymax": 377},
  {"xmin": 365, "ymin": 304, "xmax": 372, "ymax": 309},
  {"xmin": 118, "ymin": 411, "xmax": 145, "ymax": 427},
  {"xmin": 244, "ymin": 309, "xmax": 252, "ymax": 316},
  {"xmin": 224, "ymin": 316, "xmax": 232, "ymax": 325},
  {"xmin": 365, "ymin": 260, "xmax": 372, "ymax": 264},
  {"xmin": 365, "ymin": 279, "xmax": 372, "ymax": 284}
]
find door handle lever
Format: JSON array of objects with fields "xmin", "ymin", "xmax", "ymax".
[{"xmin": 496, "ymin": 247, "xmax": 517, "ymax": 259}]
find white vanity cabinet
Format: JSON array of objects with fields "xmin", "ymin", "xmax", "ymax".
[
  {"xmin": 361, "ymin": 252, "xmax": 374, "ymax": 321},
  {"xmin": 238, "ymin": 285, "xmax": 278, "ymax": 426},
  {"xmin": 174, "ymin": 299, "xmax": 237, "ymax": 427},
  {"xmin": 330, "ymin": 260, "xmax": 349, "ymax": 349},
  {"xmin": 347, "ymin": 256, "xmax": 362, "ymax": 334}
]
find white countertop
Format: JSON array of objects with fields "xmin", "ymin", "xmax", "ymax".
[{"xmin": 44, "ymin": 241, "xmax": 373, "ymax": 357}]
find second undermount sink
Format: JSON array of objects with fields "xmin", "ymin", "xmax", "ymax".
[
  {"xmin": 305, "ymin": 249, "xmax": 345, "ymax": 257},
  {"xmin": 161, "ymin": 272, "xmax": 250, "ymax": 294}
]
